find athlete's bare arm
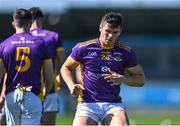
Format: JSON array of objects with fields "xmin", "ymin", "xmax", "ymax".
[
  {"xmin": 55, "ymin": 49, "xmax": 66, "ymax": 90},
  {"xmin": 102, "ymin": 64, "xmax": 145, "ymax": 87},
  {"xmin": 43, "ymin": 59, "xmax": 54, "ymax": 95},
  {"xmin": 123, "ymin": 64, "xmax": 145, "ymax": 86},
  {"xmin": 61, "ymin": 56, "xmax": 84, "ymax": 96}
]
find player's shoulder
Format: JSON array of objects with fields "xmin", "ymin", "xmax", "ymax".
[
  {"xmin": 33, "ymin": 28, "xmax": 58, "ymax": 36},
  {"xmin": 30, "ymin": 34, "xmax": 45, "ymax": 45},
  {"xmin": 1, "ymin": 35, "xmax": 15, "ymax": 45},
  {"xmin": 43, "ymin": 29, "xmax": 58, "ymax": 36},
  {"xmin": 44, "ymin": 29, "xmax": 60, "ymax": 41},
  {"xmin": 78, "ymin": 38, "xmax": 97, "ymax": 48},
  {"xmin": 115, "ymin": 42, "xmax": 132, "ymax": 53}
]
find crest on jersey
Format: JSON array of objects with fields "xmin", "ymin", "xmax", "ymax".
[{"xmin": 112, "ymin": 52, "xmax": 123, "ymax": 61}]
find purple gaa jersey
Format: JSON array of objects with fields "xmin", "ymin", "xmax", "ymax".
[
  {"xmin": 70, "ymin": 38, "xmax": 138, "ymax": 103},
  {"xmin": 0, "ymin": 32, "xmax": 51, "ymax": 95},
  {"xmin": 30, "ymin": 28, "xmax": 64, "ymax": 93}
]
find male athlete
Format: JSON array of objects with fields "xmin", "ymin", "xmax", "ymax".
[
  {"xmin": 29, "ymin": 7, "xmax": 66, "ymax": 125},
  {"xmin": 61, "ymin": 12, "xmax": 145, "ymax": 125},
  {"xmin": 0, "ymin": 8, "xmax": 54, "ymax": 125}
]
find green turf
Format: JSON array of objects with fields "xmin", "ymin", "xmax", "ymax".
[
  {"xmin": 56, "ymin": 113, "xmax": 180, "ymax": 125},
  {"xmin": 56, "ymin": 114, "xmax": 74, "ymax": 125},
  {"xmin": 129, "ymin": 113, "xmax": 180, "ymax": 125}
]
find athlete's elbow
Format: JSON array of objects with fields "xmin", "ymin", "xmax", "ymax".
[
  {"xmin": 138, "ymin": 78, "xmax": 145, "ymax": 87},
  {"xmin": 138, "ymin": 82, "xmax": 145, "ymax": 87},
  {"xmin": 131, "ymin": 79, "xmax": 145, "ymax": 87},
  {"xmin": 61, "ymin": 64, "xmax": 72, "ymax": 73},
  {"xmin": 136, "ymin": 74, "xmax": 145, "ymax": 87},
  {"xmin": 60, "ymin": 65, "xmax": 66, "ymax": 76}
]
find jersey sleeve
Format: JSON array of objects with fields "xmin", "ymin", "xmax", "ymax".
[
  {"xmin": 124, "ymin": 49, "xmax": 138, "ymax": 68},
  {"xmin": 53, "ymin": 33, "xmax": 65, "ymax": 54},
  {"xmin": 70, "ymin": 43, "xmax": 83, "ymax": 62},
  {"xmin": 55, "ymin": 33, "xmax": 63, "ymax": 48},
  {"xmin": 0, "ymin": 43, "xmax": 4, "ymax": 59},
  {"xmin": 41, "ymin": 40, "xmax": 53, "ymax": 60}
]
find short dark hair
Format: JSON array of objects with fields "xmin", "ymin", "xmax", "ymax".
[
  {"xmin": 100, "ymin": 12, "xmax": 123, "ymax": 28},
  {"xmin": 13, "ymin": 8, "xmax": 32, "ymax": 27},
  {"xmin": 29, "ymin": 7, "xmax": 44, "ymax": 21}
]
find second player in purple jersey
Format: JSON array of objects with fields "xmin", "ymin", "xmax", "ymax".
[
  {"xmin": 30, "ymin": 28, "xmax": 64, "ymax": 93},
  {"xmin": 29, "ymin": 7, "xmax": 66, "ymax": 125},
  {"xmin": 31, "ymin": 28, "xmax": 63, "ymax": 59},
  {"xmin": 71, "ymin": 38, "xmax": 137, "ymax": 103}
]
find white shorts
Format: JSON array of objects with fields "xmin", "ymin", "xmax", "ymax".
[
  {"xmin": 74, "ymin": 102, "xmax": 126, "ymax": 123},
  {"xmin": 5, "ymin": 92, "xmax": 42, "ymax": 125},
  {"xmin": 43, "ymin": 93, "xmax": 59, "ymax": 112}
]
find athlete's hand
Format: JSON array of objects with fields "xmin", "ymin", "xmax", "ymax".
[
  {"xmin": 70, "ymin": 84, "xmax": 85, "ymax": 96},
  {"xmin": 102, "ymin": 70, "xmax": 125, "ymax": 86},
  {"xmin": 56, "ymin": 74, "xmax": 61, "ymax": 91}
]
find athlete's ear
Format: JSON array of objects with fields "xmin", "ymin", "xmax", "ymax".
[
  {"xmin": 99, "ymin": 24, "xmax": 102, "ymax": 32},
  {"xmin": 12, "ymin": 21, "xmax": 15, "ymax": 29}
]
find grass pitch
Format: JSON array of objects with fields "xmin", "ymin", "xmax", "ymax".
[{"xmin": 56, "ymin": 109, "xmax": 180, "ymax": 125}]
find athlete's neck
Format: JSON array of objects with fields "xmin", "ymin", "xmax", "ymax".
[
  {"xmin": 15, "ymin": 27, "xmax": 29, "ymax": 34},
  {"xmin": 31, "ymin": 20, "xmax": 43, "ymax": 30},
  {"xmin": 99, "ymin": 38, "xmax": 114, "ymax": 49}
]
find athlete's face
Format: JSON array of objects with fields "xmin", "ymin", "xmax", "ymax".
[{"xmin": 99, "ymin": 22, "xmax": 121, "ymax": 47}]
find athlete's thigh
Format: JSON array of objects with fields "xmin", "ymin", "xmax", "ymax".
[
  {"xmin": 0, "ymin": 105, "xmax": 6, "ymax": 125},
  {"xmin": 41, "ymin": 93, "xmax": 58, "ymax": 125},
  {"xmin": 73, "ymin": 116, "xmax": 98, "ymax": 126},
  {"xmin": 103, "ymin": 110, "xmax": 129, "ymax": 126},
  {"xmin": 0, "ymin": 114, "xmax": 6, "ymax": 125},
  {"xmin": 73, "ymin": 103, "xmax": 101, "ymax": 125},
  {"xmin": 41, "ymin": 112, "xmax": 56, "ymax": 125}
]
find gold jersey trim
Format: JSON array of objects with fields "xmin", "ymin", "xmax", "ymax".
[
  {"xmin": 79, "ymin": 40, "xmax": 97, "ymax": 48},
  {"xmin": 56, "ymin": 47, "xmax": 64, "ymax": 52},
  {"xmin": 115, "ymin": 43, "xmax": 131, "ymax": 52},
  {"xmin": 43, "ymin": 58, "xmax": 52, "ymax": 63},
  {"xmin": 70, "ymin": 56, "xmax": 81, "ymax": 65}
]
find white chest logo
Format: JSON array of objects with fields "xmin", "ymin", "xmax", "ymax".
[
  {"xmin": 101, "ymin": 66, "xmax": 110, "ymax": 73},
  {"xmin": 87, "ymin": 51, "xmax": 97, "ymax": 57}
]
